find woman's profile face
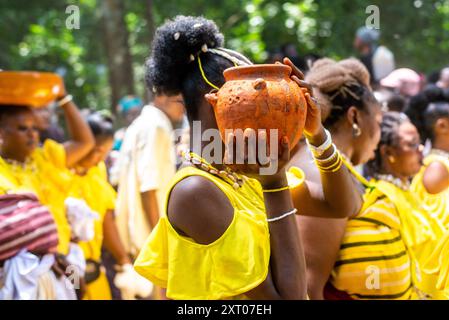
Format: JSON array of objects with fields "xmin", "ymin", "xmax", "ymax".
[
  {"xmin": 387, "ymin": 121, "xmax": 423, "ymax": 178},
  {"xmin": 352, "ymin": 100, "xmax": 382, "ymax": 166},
  {"xmin": 0, "ymin": 109, "xmax": 39, "ymax": 160}
]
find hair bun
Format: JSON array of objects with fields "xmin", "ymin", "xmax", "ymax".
[
  {"xmin": 146, "ymin": 15, "xmax": 224, "ymax": 95},
  {"xmin": 339, "ymin": 58, "xmax": 371, "ymax": 88},
  {"xmin": 306, "ymin": 57, "xmax": 370, "ymax": 93}
]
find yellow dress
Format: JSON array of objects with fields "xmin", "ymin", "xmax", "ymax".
[
  {"xmin": 68, "ymin": 162, "xmax": 116, "ymax": 300},
  {"xmin": 411, "ymin": 153, "xmax": 449, "ymax": 228},
  {"xmin": 424, "ymin": 231, "xmax": 449, "ymax": 296},
  {"xmin": 331, "ymin": 171, "xmax": 447, "ymax": 300},
  {"xmin": 330, "ymin": 183, "xmax": 417, "ymax": 299},
  {"xmin": 0, "ymin": 140, "xmax": 72, "ymax": 254},
  {"xmin": 134, "ymin": 165, "xmax": 304, "ymax": 300},
  {"xmin": 373, "ymin": 180, "xmax": 446, "ymax": 299}
]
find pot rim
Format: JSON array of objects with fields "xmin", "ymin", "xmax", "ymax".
[{"xmin": 223, "ymin": 64, "xmax": 292, "ymax": 81}]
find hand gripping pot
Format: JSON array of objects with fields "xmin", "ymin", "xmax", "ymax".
[{"xmin": 205, "ymin": 64, "xmax": 307, "ymax": 163}]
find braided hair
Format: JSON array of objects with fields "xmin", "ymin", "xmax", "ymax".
[
  {"xmin": 145, "ymin": 15, "xmax": 251, "ymax": 122},
  {"xmin": 365, "ymin": 112, "xmax": 410, "ymax": 178},
  {"xmin": 305, "ymin": 58, "xmax": 377, "ymax": 130},
  {"xmin": 405, "ymin": 84, "xmax": 449, "ymax": 143}
]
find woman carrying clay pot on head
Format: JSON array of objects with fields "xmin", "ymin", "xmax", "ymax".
[
  {"xmin": 0, "ymin": 74, "xmax": 95, "ymax": 298},
  {"xmin": 288, "ymin": 58, "xmax": 383, "ymax": 299},
  {"xmin": 134, "ymin": 16, "xmax": 364, "ymax": 300}
]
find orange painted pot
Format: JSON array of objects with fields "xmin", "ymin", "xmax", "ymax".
[
  {"xmin": 206, "ymin": 64, "xmax": 307, "ymax": 155},
  {"xmin": 0, "ymin": 71, "xmax": 64, "ymax": 108}
]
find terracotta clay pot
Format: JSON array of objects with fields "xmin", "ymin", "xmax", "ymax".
[
  {"xmin": 206, "ymin": 64, "xmax": 307, "ymax": 157},
  {"xmin": 0, "ymin": 71, "xmax": 64, "ymax": 108}
]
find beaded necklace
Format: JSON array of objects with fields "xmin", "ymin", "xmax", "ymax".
[
  {"xmin": 182, "ymin": 151, "xmax": 244, "ymax": 189},
  {"xmin": 376, "ymin": 174, "xmax": 410, "ymax": 191},
  {"xmin": 429, "ymin": 148, "xmax": 449, "ymax": 159},
  {"xmin": 4, "ymin": 157, "xmax": 37, "ymax": 174}
]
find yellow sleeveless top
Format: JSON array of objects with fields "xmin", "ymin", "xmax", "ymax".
[
  {"xmin": 411, "ymin": 153, "xmax": 449, "ymax": 228},
  {"xmin": 0, "ymin": 140, "xmax": 72, "ymax": 254},
  {"xmin": 68, "ymin": 162, "xmax": 116, "ymax": 262},
  {"xmin": 134, "ymin": 165, "xmax": 304, "ymax": 300}
]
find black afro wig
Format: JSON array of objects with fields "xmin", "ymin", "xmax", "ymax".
[{"xmin": 146, "ymin": 15, "xmax": 224, "ymax": 96}]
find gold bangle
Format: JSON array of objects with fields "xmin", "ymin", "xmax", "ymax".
[
  {"xmin": 328, "ymin": 159, "xmax": 344, "ymax": 172},
  {"xmin": 263, "ymin": 185, "xmax": 290, "ymax": 193},
  {"xmin": 315, "ymin": 151, "xmax": 341, "ymax": 168},
  {"xmin": 316, "ymin": 154, "xmax": 343, "ymax": 172},
  {"xmin": 316, "ymin": 157, "xmax": 341, "ymax": 171},
  {"xmin": 318, "ymin": 159, "xmax": 343, "ymax": 173},
  {"xmin": 315, "ymin": 145, "xmax": 338, "ymax": 164}
]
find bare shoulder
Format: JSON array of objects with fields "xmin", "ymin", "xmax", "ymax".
[
  {"xmin": 423, "ymin": 161, "xmax": 449, "ymax": 194},
  {"xmin": 167, "ymin": 174, "xmax": 234, "ymax": 245}
]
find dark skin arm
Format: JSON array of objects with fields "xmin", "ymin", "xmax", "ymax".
[
  {"xmin": 297, "ymin": 215, "xmax": 347, "ymax": 299},
  {"xmin": 141, "ymin": 190, "xmax": 160, "ymax": 230},
  {"xmin": 57, "ymin": 84, "xmax": 95, "ymax": 168},
  {"xmin": 422, "ymin": 161, "xmax": 449, "ymax": 195},
  {"xmin": 103, "ymin": 210, "xmax": 132, "ymax": 265},
  {"xmin": 284, "ymin": 57, "xmax": 362, "ymax": 218},
  {"xmin": 169, "ymin": 134, "xmax": 306, "ymax": 299},
  {"xmin": 246, "ymin": 171, "xmax": 306, "ymax": 299},
  {"xmin": 282, "ymin": 58, "xmax": 363, "ymax": 298}
]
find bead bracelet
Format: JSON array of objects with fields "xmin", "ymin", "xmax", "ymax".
[{"xmin": 267, "ymin": 208, "xmax": 298, "ymax": 222}]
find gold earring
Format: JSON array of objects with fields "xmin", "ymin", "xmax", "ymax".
[
  {"xmin": 388, "ymin": 156, "xmax": 396, "ymax": 163},
  {"xmin": 352, "ymin": 123, "xmax": 362, "ymax": 137}
]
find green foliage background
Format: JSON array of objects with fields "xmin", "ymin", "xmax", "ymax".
[{"xmin": 1, "ymin": 0, "xmax": 448, "ymax": 111}]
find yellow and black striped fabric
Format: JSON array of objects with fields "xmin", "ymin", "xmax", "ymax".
[{"xmin": 330, "ymin": 186, "xmax": 416, "ymax": 300}]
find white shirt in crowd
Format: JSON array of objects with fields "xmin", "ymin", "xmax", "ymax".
[{"xmin": 114, "ymin": 104, "xmax": 177, "ymax": 256}]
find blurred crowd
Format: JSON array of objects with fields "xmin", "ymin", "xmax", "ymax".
[{"xmin": 2, "ymin": 17, "xmax": 449, "ymax": 300}]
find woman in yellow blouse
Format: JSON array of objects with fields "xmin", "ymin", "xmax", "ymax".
[
  {"xmin": 330, "ymin": 112, "xmax": 446, "ymax": 299},
  {"xmin": 406, "ymin": 87, "xmax": 449, "ymax": 228},
  {"xmin": 68, "ymin": 112, "xmax": 132, "ymax": 300},
  {"xmin": 134, "ymin": 16, "xmax": 364, "ymax": 300},
  {"xmin": 0, "ymin": 80, "xmax": 94, "ymax": 297},
  {"xmin": 288, "ymin": 58, "xmax": 383, "ymax": 299}
]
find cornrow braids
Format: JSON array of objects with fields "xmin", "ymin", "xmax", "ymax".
[
  {"xmin": 306, "ymin": 58, "xmax": 376, "ymax": 130},
  {"xmin": 365, "ymin": 112, "xmax": 410, "ymax": 179}
]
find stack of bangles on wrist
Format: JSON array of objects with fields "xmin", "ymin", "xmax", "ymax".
[{"xmin": 306, "ymin": 129, "xmax": 343, "ymax": 173}]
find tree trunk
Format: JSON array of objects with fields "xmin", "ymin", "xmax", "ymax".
[{"xmin": 100, "ymin": 0, "xmax": 134, "ymax": 113}]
